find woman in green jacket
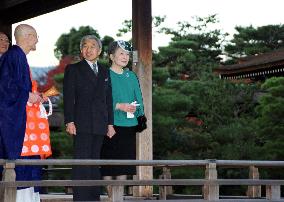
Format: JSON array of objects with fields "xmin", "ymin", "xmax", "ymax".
[{"xmin": 101, "ymin": 40, "xmax": 144, "ymax": 200}]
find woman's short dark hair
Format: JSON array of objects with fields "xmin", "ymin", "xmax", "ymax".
[
  {"xmin": 108, "ymin": 40, "xmax": 132, "ymax": 56},
  {"xmin": 107, "ymin": 40, "xmax": 132, "ymax": 66},
  {"xmin": 107, "ymin": 41, "xmax": 119, "ymax": 56}
]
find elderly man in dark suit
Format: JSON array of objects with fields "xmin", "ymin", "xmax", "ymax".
[{"xmin": 63, "ymin": 35, "xmax": 115, "ymax": 201}]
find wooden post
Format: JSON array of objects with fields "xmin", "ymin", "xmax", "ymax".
[
  {"xmin": 110, "ymin": 185, "xmax": 124, "ymax": 202},
  {"xmin": 247, "ymin": 166, "xmax": 261, "ymax": 198},
  {"xmin": 159, "ymin": 167, "xmax": 173, "ymax": 200},
  {"xmin": 132, "ymin": 0, "xmax": 153, "ymax": 197},
  {"xmin": 266, "ymin": 185, "xmax": 281, "ymax": 200},
  {"xmin": 203, "ymin": 162, "xmax": 219, "ymax": 201},
  {"xmin": 3, "ymin": 162, "xmax": 16, "ymax": 202}
]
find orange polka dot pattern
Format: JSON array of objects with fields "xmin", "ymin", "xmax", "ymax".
[{"xmin": 21, "ymin": 81, "xmax": 52, "ymax": 159}]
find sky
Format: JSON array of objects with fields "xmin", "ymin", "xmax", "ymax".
[{"xmin": 13, "ymin": 0, "xmax": 284, "ymax": 67}]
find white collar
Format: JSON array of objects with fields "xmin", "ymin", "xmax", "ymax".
[{"xmin": 85, "ymin": 59, "xmax": 97, "ymax": 67}]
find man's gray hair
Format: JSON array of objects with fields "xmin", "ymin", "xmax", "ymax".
[{"xmin": 80, "ymin": 35, "xmax": 102, "ymax": 50}]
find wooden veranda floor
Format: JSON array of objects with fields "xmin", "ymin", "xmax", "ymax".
[{"xmin": 41, "ymin": 194, "xmax": 154, "ymax": 202}]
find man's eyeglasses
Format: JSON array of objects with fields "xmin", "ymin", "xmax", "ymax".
[{"xmin": 0, "ymin": 38, "xmax": 10, "ymax": 44}]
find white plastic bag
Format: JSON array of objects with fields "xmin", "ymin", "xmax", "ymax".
[{"xmin": 39, "ymin": 97, "xmax": 52, "ymax": 119}]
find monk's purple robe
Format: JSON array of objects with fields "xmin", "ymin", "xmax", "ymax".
[
  {"xmin": 0, "ymin": 45, "xmax": 31, "ymax": 160},
  {"xmin": 0, "ymin": 46, "xmax": 42, "ymax": 190}
]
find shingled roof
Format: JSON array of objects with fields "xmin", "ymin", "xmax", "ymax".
[{"xmin": 214, "ymin": 49, "xmax": 284, "ymax": 80}]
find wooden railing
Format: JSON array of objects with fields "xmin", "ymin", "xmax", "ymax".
[{"xmin": 1, "ymin": 159, "xmax": 284, "ymax": 201}]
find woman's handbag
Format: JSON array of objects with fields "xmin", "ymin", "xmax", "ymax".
[{"xmin": 136, "ymin": 115, "xmax": 147, "ymax": 132}]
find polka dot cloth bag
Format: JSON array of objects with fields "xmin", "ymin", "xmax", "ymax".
[{"xmin": 21, "ymin": 80, "xmax": 52, "ymax": 159}]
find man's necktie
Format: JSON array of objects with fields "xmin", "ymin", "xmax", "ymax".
[{"xmin": 92, "ymin": 63, "xmax": 98, "ymax": 75}]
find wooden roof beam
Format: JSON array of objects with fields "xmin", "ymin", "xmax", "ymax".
[
  {"xmin": 0, "ymin": 0, "xmax": 30, "ymax": 10},
  {"xmin": 0, "ymin": 0, "xmax": 86, "ymax": 24}
]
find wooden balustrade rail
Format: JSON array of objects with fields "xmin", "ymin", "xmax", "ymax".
[{"xmin": 1, "ymin": 159, "xmax": 284, "ymax": 202}]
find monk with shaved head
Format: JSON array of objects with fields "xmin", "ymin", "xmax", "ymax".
[
  {"xmin": 0, "ymin": 24, "xmax": 51, "ymax": 202},
  {"xmin": 14, "ymin": 24, "xmax": 38, "ymax": 53}
]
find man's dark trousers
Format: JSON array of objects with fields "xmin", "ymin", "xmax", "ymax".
[{"xmin": 72, "ymin": 133, "xmax": 104, "ymax": 201}]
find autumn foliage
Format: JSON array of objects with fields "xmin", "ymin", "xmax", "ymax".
[{"xmin": 37, "ymin": 56, "xmax": 74, "ymax": 93}]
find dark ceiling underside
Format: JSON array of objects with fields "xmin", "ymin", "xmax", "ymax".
[{"xmin": 0, "ymin": 0, "xmax": 86, "ymax": 24}]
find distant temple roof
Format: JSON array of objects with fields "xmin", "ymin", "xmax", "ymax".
[{"xmin": 214, "ymin": 49, "xmax": 284, "ymax": 81}]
